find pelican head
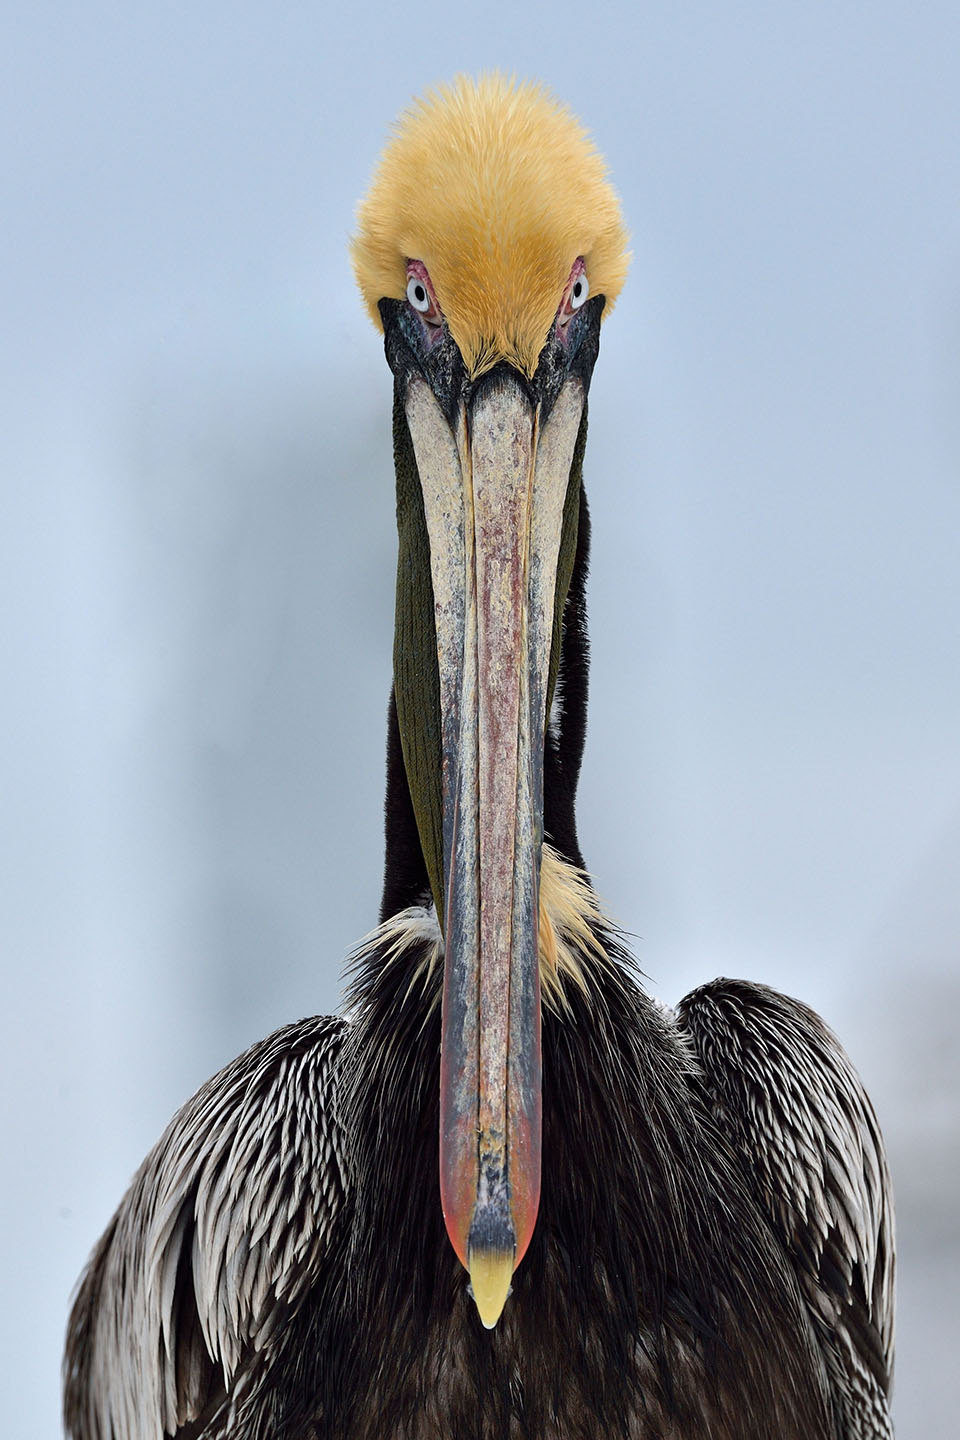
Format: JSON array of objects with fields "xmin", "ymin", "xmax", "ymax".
[{"xmin": 352, "ymin": 76, "xmax": 629, "ymax": 1329}]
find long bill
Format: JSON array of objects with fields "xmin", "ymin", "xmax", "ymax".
[{"xmin": 403, "ymin": 367, "xmax": 585, "ymax": 1328}]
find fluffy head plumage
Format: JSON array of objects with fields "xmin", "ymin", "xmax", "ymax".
[{"xmin": 351, "ymin": 74, "xmax": 630, "ymax": 378}]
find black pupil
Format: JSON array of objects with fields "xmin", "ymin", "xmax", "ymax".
[
  {"xmin": 573, "ymin": 281, "xmax": 582, "ymax": 298},
  {"xmin": 415, "ymin": 284, "xmax": 426, "ymax": 304}
]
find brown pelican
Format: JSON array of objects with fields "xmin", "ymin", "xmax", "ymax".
[{"xmin": 63, "ymin": 76, "xmax": 895, "ymax": 1440}]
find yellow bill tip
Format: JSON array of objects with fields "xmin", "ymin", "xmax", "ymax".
[{"xmin": 468, "ymin": 1247, "xmax": 514, "ymax": 1329}]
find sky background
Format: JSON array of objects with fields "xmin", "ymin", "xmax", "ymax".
[{"xmin": 2, "ymin": 3, "xmax": 958, "ymax": 1434}]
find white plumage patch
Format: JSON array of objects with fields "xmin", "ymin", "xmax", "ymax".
[{"xmin": 352, "ymin": 843, "xmax": 613, "ymax": 1020}]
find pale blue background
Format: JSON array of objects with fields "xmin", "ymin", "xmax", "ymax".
[{"xmin": 2, "ymin": 3, "xmax": 958, "ymax": 1434}]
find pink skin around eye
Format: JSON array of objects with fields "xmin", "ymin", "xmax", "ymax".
[
  {"xmin": 556, "ymin": 257, "xmax": 588, "ymax": 344},
  {"xmin": 405, "ymin": 260, "xmax": 444, "ymax": 346}
]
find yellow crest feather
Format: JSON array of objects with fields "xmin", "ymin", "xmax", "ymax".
[{"xmin": 351, "ymin": 74, "xmax": 630, "ymax": 378}]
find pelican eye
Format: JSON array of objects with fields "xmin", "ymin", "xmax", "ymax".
[
  {"xmin": 405, "ymin": 267, "xmax": 443, "ymax": 329},
  {"xmin": 407, "ymin": 277, "xmax": 431, "ymax": 313},
  {"xmin": 569, "ymin": 274, "xmax": 589, "ymax": 309}
]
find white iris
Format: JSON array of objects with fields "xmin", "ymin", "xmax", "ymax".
[{"xmin": 407, "ymin": 276, "xmax": 431, "ymax": 312}]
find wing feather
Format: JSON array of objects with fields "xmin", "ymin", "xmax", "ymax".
[
  {"xmin": 64, "ymin": 1014, "xmax": 347, "ymax": 1440},
  {"xmin": 676, "ymin": 979, "xmax": 894, "ymax": 1440}
]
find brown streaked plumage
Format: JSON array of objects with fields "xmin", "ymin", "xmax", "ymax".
[{"xmin": 64, "ymin": 75, "xmax": 894, "ymax": 1440}]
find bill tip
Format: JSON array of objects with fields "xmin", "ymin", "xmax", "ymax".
[{"xmin": 468, "ymin": 1247, "xmax": 514, "ymax": 1328}]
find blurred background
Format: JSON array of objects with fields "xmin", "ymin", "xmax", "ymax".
[{"xmin": 2, "ymin": 3, "xmax": 957, "ymax": 1434}]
